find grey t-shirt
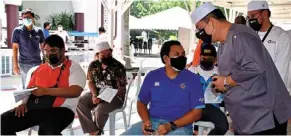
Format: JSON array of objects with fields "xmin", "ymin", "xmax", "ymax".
[{"xmin": 217, "ymin": 24, "xmax": 291, "ymax": 134}]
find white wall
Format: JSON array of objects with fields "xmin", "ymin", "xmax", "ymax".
[
  {"xmin": 84, "ymin": 0, "xmax": 98, "ymax": 32},
  {"xmin": 22, "ymin": 0, "xmax": 99, "ymax": 33},
  {"xmin": 22, "ymin": 1, "xmax": 72, "ymax": 29}
]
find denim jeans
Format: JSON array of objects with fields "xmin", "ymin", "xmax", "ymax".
[
  {"xmin": 121, "ymin": 118, "xmax": 193, "ymax": 135},
  {"xmin": 19, "ymin": 63, "xmax": 41, "ymax": 89}
]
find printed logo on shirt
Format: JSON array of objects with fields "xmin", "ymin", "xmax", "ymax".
[
  {"xmin": 180, "ymin": 83, "xmax": 186, "ymax": 89},
  {"xmin": 267, "ymin": 40, "xmax": 276, "ymax": 44},
  {"xmin": 36, "ymin": 35, "xmax": 40, "ymax": 39},
  {"xmin": 199, "ymin": 98, "xmax": 204, "ymax": 102},
  {"xmin": 154, "ymin": 82, "xmax": 160, "ymax": 86}
]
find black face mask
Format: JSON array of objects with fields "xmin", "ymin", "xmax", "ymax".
[
  {"xmin": 196, "ymin": 29, "xmax": 212, "ymax": 43},
  {"xmin": 47, "ymin": 54, "xmax": 60, "ymax": 65},
  {"xmin": 200, "ymin": 60, "xmax": 214, "ymax": 71},
  {"xmin": 100, "ymin": 56, "xmax": 114, "ymax": 66},
  {"xmin": 170, "ymin": 56, "xmax": 187, "ymax": 71},
  {"xmin": 248, "ymin": 18, "xmax": 262, "ymax": 31}
]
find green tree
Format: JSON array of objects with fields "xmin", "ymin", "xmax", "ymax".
[
  {"xmin": 46, "ymin": 11, "xmax": 75, "ymax": 31},
  {"xmin": 130, "ymin": 0, "xmax": 193, "ymax": 40}
]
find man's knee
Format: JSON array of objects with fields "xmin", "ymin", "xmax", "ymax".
[
  {"xmin": 78, "ymin": 93, "xmax": 92, "ymax": 106},
  {"xmin": 93, "ymin": 105, "xmax": 110, "ymax": 117},
  {"xmin": 121, "ymin": 121, "xmax": 143, "ymax": 135},
  {"xmin": 215, "ymin": 121, "xmax": 229, "ymax": 134}
]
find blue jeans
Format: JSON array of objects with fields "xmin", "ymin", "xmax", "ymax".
[
  {"xmin": 121, "ymin": 118, "xmax": 193, "ymax": 135},
  {"xmin": 19, "ymin": 63, "xmax": 41, "ymax": 89}
]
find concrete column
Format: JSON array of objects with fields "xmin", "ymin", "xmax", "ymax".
[
  {"xmin": 71, "ymin": 0, "xmax": 85, "ymax": 47},
  {"xmin": 191, "ymin": 0, "xmax": 197, "ymax": 51},
  {"xmin": 75, "ymin": 13, "xmax": 84, "ymax": 32},
  {"xmin": 3, "ymin": 0, "xmax": 22, "ymax": 48},
  {"xmin": 108, "ymin": 0, "xmax": 114, "ymax": 48}
]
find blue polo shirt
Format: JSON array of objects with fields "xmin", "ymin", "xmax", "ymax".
[
  {"xmin": 12, "ymin": 25, "xmax": 44, "ymax": 64},
  {"xmin": 138, "ymin": 67, "xmax": 205, "ymax": 127}
]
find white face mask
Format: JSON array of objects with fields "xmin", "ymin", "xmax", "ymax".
[
  {"xmin": 58, "ymin": 27, "xmax": 63, "ymax": 31},
  {"xmin": 23, "ymin": 18, "xmax": 33, "ymax": 27}
]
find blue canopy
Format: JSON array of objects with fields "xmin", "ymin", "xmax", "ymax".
[{"xmin": 68, "ymin": 31, "xmax": 99, "ymax": 37}]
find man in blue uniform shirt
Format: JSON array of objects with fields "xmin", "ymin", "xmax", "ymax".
[{"xmin": 122, "ymin": 40, "xmax": 205, "ymax": 135}]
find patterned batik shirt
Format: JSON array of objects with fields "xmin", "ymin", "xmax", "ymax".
[{"xmin": 87, "ymin": 58, "xmax": 127, "ymax": 102}]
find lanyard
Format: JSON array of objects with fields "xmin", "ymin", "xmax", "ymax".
[{"xmin": 261, "ymin": 24, "xmax": 273, "ymax": 43}]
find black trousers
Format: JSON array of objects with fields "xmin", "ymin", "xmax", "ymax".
[
  {"xmin": 1, "ymin": 107, "xmax": 74, "ymax": 135},
  {"xmin": 235, "ymin": 114, "xmax": 287, "ymax": 135},
  {"xmin": 194, "ymin": 104, "xmax": 229, "ymax": 135}
]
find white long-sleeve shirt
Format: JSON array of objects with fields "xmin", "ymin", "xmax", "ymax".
[{"xmin": 258, "ymin": 25, "xmax": 291, "ymax": 87}]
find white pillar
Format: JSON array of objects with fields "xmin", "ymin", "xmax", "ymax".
[
  {"xmin": 224, "ymin": 7, "xmax": 229, "ymax": 21},
  {"xmin": 190, "ymin": 0, "xmax": 197, "ymax": 52},
  {"xmin": 108, "ymin": 0, "xmax": 115, "ymax": 47}
]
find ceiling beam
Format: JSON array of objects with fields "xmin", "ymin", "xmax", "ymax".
[{"xmin": 229, "ymin": 3, "xmax": 291, "ymax": 9}]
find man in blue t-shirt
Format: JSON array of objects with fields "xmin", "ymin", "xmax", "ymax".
[
  {"xmin": 12, "ymin": 8, "xmax": 45, "ymax": 89},
  {"xmin": 122, "ymin": 40, "xmax": 205, "ymax": 135},
  {"xmin": 43, "ymin": 22, "xmax": 50, "ymax": 39}
]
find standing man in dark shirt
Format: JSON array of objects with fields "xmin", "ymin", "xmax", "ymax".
[
  {"xmin": 77, "ymin": 41, "xmax": 127, "ymax": 135},
  {"xmin": 12, "ymin": 8, "xmax": 45, "ymax": 89}
]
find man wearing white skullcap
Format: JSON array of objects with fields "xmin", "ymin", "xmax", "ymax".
[
  {"xmin": 191, "ymin": 2, "xmax": 291, "ymax": 135},
  {"xmin": 77, "ymin": 41, "xmax": 128, "ymax": 135},
  {"xmin": 247, "ymin": 1, "xmax": 291, "ymax": 97}
]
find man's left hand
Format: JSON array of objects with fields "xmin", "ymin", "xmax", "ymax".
[
  {"xmin": 212, "ymin": 76, "xmax": 227, "ymax": 93},
  {"xmin": 157, "ymin": 123, "xmax": 171, "ymax": 135},
  {"xmin": 32, "ymin": 87, "xmax": 47, "ymax": 96}
]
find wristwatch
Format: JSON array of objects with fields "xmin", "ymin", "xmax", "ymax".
[
  {"xmin": 169, "ymin": 121, "xmax": 177, "ymax": 130},
  {"xmin": 224, "ymin": 77, "xmax": 231, "ymax": 91}
]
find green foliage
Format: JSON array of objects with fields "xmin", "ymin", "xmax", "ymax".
[
  {"xmin": 130, "ymin": 0, "xmax": 193, "ymax": 18},
  {"xmin": 130, "ymin": 0, "xmax": 193, "ymax": 40},
  {"xmin": 130, "ymin": 0, "xmax": 231, "ymax": 40},
  {"xmin": 46, "ymin": 11, "xmax": 75, "ymax": 31}
]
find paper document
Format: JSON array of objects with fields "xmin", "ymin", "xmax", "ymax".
[
  {"xmin": 13, "ymin": 87, "xmax": 37, "ymax": 102},
  {"xmin": 97, "ymin": 88, "xmax": 118, "ymax": 103}
]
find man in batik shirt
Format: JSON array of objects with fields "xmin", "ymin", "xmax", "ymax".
[{"xmin": 77, "ymin": 41, "xmax": 127, "ymax": 135}]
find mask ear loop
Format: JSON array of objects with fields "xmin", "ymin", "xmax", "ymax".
[{"xmin": 209, "ymin": 19, "xmax": 215, "ymax": 36}]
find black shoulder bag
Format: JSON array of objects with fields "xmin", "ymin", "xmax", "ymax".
[{"xmin": 26, "ymin": 62, "xmax": 66, "ymax": 110}]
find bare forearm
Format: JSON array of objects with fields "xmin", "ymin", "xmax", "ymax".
[
  {"xmin": 137, "ymin": 101, "xmax": 151, "ymax": 122},
  {"xmin": 40, "ymin": 43, "xmax": 44, "ymax": 50},
  {"xmin": 12, "ymin": 47, "xmax": 18, "ymax": 66},
  {"xmin": 174, "ymin": 109, "xmax": 202, "ymax": 128},
  {"xmin": 88, "ymin": 82, "xmax": 98, "ymax": 97},
  {"xmin": 44, "ymin": 85, "xmax": 83, "ymax": 98}
]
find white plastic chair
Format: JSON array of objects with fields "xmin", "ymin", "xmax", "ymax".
[
  {"xmin": 193, "ymin": 106, "xmax": 228, "ymax": 135},
  {"xmin": 107, "ymin": 72, "xmax": 134, "ymax": 135},
  {"xmin": 127, "ymin": 66, "xmax": 157, "ymax": 126},
  {"xmin": 79, "ymin": 62, "xmax": 90, "ymax": 74},
  {"xmin": 194, "ymin": 121, "xmax": 215, "ymax": 135}
]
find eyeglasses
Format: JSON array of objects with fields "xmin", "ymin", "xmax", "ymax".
[
  {"xmin": 43, "ymin": 48, "xmax": 60, "ymax": 54},
  {"xmin": 246, "ymin": 11, "xmax": 262, "ymax": 20}
]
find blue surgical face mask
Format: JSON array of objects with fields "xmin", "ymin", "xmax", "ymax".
[{"xmin": 23, "ymin": 18, "xmax": 33, "ymax": 27}]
